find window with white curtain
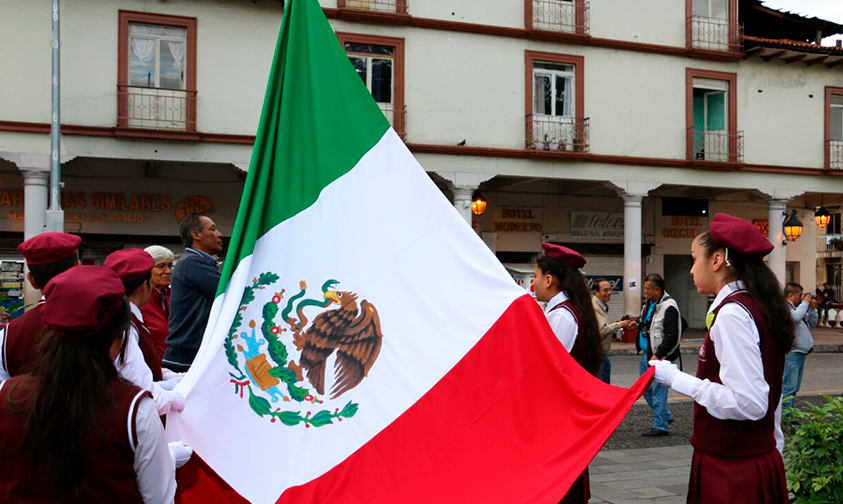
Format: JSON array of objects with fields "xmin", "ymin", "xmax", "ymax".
[
  {"xmin": 533, "ymin": 62, "xmax": 574, "ymax": 117},
  {"xmin": 128, "ymin": 23, "xmax": 187, "ymax": 89}
]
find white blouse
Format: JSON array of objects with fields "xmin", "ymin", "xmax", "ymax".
[
  {"xmin": 544, "ymin": 291, "xmax": 579, "ymax": 353},
  {"xmin": 670, "ymin": 281, "xmax": 784, "ymax": 453}
]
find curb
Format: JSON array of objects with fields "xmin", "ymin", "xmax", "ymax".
[{"xmin": 609, "ymin": 345, "xmax": 843, "ymax": 356}]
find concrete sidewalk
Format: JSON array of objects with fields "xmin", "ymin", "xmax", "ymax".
[
  {"xmin": 589, "ymin": 445, "xmax": 692, "ymax": 504},
  {"xmin": 609, "ymin": 326, "xmax": 843, "ymax": 355}
]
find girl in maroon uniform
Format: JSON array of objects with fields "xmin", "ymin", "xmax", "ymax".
[
  {"xmin": 0, "ymin": 266, "xmax": 182, "ymax": 503},
  {"xmin": 650, "ymin": 213, "xmax": 794, "ymax": 504},
  {"xmin": 534, "ymin": 242, "xmax": 604, "ymax": 504}
]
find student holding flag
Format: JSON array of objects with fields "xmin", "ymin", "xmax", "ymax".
[
  {"xmin": 649, "ymin": 213, "xmax": 793, "ymax": 504},
  {"xmin": 533, "ymin": 242, "xmax": 604, "ymax": 504},
  {"xmin": 0, "ymin": 266, "xmax": 186, "ymax": 502}
]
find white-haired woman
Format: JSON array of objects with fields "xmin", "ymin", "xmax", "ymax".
[{"xmin": 140, "ymin": 245, "xmax": 174, "ymax": 363}]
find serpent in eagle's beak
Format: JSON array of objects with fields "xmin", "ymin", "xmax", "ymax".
[{"xmin": 324, "ymin": 291, "xmax": 340, "ymax": 305}]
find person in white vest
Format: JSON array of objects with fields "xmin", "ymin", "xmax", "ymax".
[{"xmin": 636, "ymin": 274, "xmax": 682, "ymax": 437}]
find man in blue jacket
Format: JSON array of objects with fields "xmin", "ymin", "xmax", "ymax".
[
  {"xmin": 782, "ymin": 282, "xmax": 818, "ymax": 409},
  {"xmin": 163, "ymin": 213, "xmax": 223, "ymax": 372}
]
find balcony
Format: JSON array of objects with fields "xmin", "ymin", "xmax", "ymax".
[
  {"xmin": 526, "ymin": 115, "xmax": 589, "ymax": 153},
  {"xmin": 337, "ymin": 0, "xmax": 408, "ymax": 15},
  {"xmin": 818, "ymin": 234, "xmax": 843, "ymax": 258},
  {"xmin": 380, "ymin": 103, "xmax": 407, "ymax": 140},
  {"xmin": 687, "ymin": 127, "xmax": 743, "ymax": 163},
  {"xmin": 529, "ymin": 0, "xmax": 590, "ymax": 36},
  {"xmin": 117, "ymin": 85, "xmax": 196, "ymax": 131},
  {"xmin": 686, "ymin": 16, "xmax": 743, "ymax": 52},
  {"xmin": 828, "ymin": 140, "xmax": 843, "ymax": 170}
]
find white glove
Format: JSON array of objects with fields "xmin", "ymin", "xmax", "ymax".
[
  {"xmin": 158, "ymin": 375, "xmax": 183, "ymax": 391},
  {"xmin": 168, "ymin": 441, "xmax": 193, "ymax": 469},
  {"xmin": 649, "ymin": 359, "xmax": 681, "ymax": 387},
  {"xmin": 153, "ymin": 387, "xmax": 185, "ymax": 415},
  {"xmin": 161, "ymin": 368, "xmax": 186, "ymax": 381}
]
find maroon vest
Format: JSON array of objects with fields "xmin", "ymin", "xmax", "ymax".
[
  {"xmin": 549, "ymin": 300, "xmax": 589, "ymax": 373},
  {"xmin": 0, "ymin": 376, "xmax": 149, "ymax": 503},
  {"xmin": 2, "ymin": 303, "xmax": 47, "ymax": 377},
  {"xmin": 690, "ymin": 291, "xmax": 784, "ymax": 458},
  {"xmin": 131, "ymin": 312, "xmax": 163, "ymax": 383}
]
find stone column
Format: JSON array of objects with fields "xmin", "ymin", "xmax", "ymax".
[
  {"xmin": 22, "ymin": 169, "xmax": 50, "ymax": 307},
  {"xmin": 623, "ymin": 194, "xmax": 644, "ymax": 317},
  {"xmin": 767, "ymin": 198, "xmax": 788, "ymax": 286},
  {"xmin": 452, "ymin": 185, "xmax": 474, "ymax": 224}
]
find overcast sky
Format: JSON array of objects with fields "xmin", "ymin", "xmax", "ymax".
[{"xmin": 758, "ymin": 0, "xmax": 843, "ymax": 45}]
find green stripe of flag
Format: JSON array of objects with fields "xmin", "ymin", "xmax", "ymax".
[{"xmin": 218, "ymin": 0, "xmax": 390, "ymax": 295}]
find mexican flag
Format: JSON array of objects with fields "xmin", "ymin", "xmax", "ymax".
[{"xmin": 171, "ymin": 0, "xmax": 654, "ymax": 502}]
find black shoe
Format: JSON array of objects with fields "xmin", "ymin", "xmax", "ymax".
[{"xmin": 642, "ymin": 428, "xmax": 669, "ymax": 437}]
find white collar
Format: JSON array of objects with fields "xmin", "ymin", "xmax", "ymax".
[
  {"xmin": 546, "ymin": 291, "xmax": 570, "ymax": 312},
  {"xmin": 708, "ymin": 280, "xmax": 746, "ymax": 314},
  {"xmin": 130, "ymin": 302, "xmax": 144, "ymax": 322}
]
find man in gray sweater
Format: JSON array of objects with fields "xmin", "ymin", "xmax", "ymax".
[
  {"xmin": 163, "ymin": 213, "xmax": 223, "ymax": 372},
  {"xmin": 782, "ymin": 282, "xmax": 818, "ymax": 409}
]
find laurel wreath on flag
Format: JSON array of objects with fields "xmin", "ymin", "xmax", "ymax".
[{"xmin": 224, "ymin": 272, "xmax": 359, "ymax": 428}]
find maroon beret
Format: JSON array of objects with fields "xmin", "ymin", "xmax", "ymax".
[
  {"xmin": 710, "ymin": 213, "xmax": 774, "ymax": 258},
  {"xmin": 541, "ymin": 242, "xmax": 587, "ymax": 269},
  {"xmin": 43, "ymin": 266, "xmax": 125, "ymax": 338},
  {"xmin": 104, "ymin": 249, "xmax": 154, "ymax": 282},
  {"xmin": 18, "ymin": 232, "xmax": 81, "ymax": 266}
]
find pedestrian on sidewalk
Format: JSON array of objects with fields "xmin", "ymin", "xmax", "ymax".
[
  {"xmin": 649, "ymin": 213, "xmax": 793, "ymax": 504},
  {"xmin": 817, "ymin": 282, "xmax": 835, "ymax": 327},
  {"xmin": 591, "ymin": 278, "xmax": 634, "ymax": 384},
  {"xmin": 782, "ymin": 282, "xmax": 817, "ymax": 410},
  {"xmin": 534, "ymin": 243, "xmax": 603, "ymax": 504},
  {"xmin": 636, "ymin": 274, "xmax": 682, "ymax": 437}
]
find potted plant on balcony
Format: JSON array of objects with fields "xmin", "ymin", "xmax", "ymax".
[{"xmin": 830, "ymin": 236, "xmax": 843, "ymax": 251}]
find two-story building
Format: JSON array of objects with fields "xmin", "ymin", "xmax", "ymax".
[{"xmin": 1, "ymin": 0, "xmax": 842, "ymax": 326}]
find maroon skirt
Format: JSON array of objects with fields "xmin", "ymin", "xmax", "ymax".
[
  {"xmin": 686, "ymin": 448, "xmax": 788, "ymax": 504},
  {"xmin": 559, "ymin": 468, "xmax": 590, "ymax": 504}
]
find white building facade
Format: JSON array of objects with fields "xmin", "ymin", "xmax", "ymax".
[{"xmin": 1, "ymin": 0, "xmax": 842, "ymax": 326}]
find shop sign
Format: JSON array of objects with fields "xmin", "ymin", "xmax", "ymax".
[
  {"xmin": 175, "ymin": 196, "xmax": 215, "ymax": 221},
  {"xmin": 585, "ymin": 275, "xmax": 622, "ymax": 292},
  {"xmin": 753, "ymin": 219, "xmax": 769, "ymax": 237},
  {"xmin": 570, "ymin": 211, "xmax": 623, "ymax": 240},
  {"xmin": 494, "ymin": 208, "xmax": 543, "ymax": 233},
  {"xmin": 662, "ymin": 216, "xmax": 707, "ymax": 239}
]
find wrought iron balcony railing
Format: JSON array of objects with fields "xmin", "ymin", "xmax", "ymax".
[
  {"xmin": 380, "ymin": 103, "xmax": 407, "ymax": 139},
  {"xmin": 828, "ymin": 140, "xmax": 843, "ymax": 170},
  {"xmin": 529, "ymin": 0, "xmax": 590, "ymax": 36},
  {"xmin": 687, "ymin": 127, "xmax": 743, "ymax": 163},
  {"xmin": 526, "ymin": 115, "xmax": 589, "ymax": 153},
  {"xmin": 338, "ymin": 0, "xmax": 408, "ymax": 15},
  {"xmin": 818, "ymin": 234, "xmax": 843, "ymax": 257},
  {"xmin": 117, "ymin": 85, "xmax": 197, "ymax": 131},
  {"xmin": 686, "ymin": 15, "xmax": 743, "ymax": 52}
]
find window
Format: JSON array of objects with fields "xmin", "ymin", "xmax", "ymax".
[
  {"xmin": 686, "ymin": 69, "xmax": 740, "ymax": 162},
  {"xmin": 525, "ymin": 51, "xmax": 586, "ymax": 152},
  {"xmin": 686, "ymin": 0, "xmax": 740, "ymax": 52},
  {"xmin": 337, "ymin": 33, "xmax": 405, "ymax": 138},
  {"xmin": 128, "ymin": 24, "xmax": 187, "ymax": 90},
  {"xmin": 117, "ymin": 11, "xmax": 197, "ymax": 131},
  {"xmin": 828, "ymin": 87, "xmax": 843, "ymax": 169},
  {"xmin": 338, "ymin": 0, "xmax": 409, "ymax": 15}
]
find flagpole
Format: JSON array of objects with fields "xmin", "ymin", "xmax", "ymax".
[{"xmin": 46, "ymin": 0, "xmax": 64, "ymax": 232}]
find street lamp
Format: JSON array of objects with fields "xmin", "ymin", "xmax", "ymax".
[
  {"xmin": 815, "ymin": 207, "xmax": 831, "ymax": 228},
  {"xmin": 471, "ymin": 190, "xmax": 487, "ymax": 216},
  {"xmin": 783, "ymin": 210, "xmax": 803, "ymax": 242}
]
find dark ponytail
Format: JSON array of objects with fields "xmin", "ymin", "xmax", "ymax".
[
  {"xmin": 537, "ymin": 255, "xmax": 604, "ymax": 375},
  {"xmin": 696, "ymin": 230, "xmax": 794, "ymax": 354},
  {"xmin": 8, "ymin": 299, "xmax": 130, "ymax": 494}
]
